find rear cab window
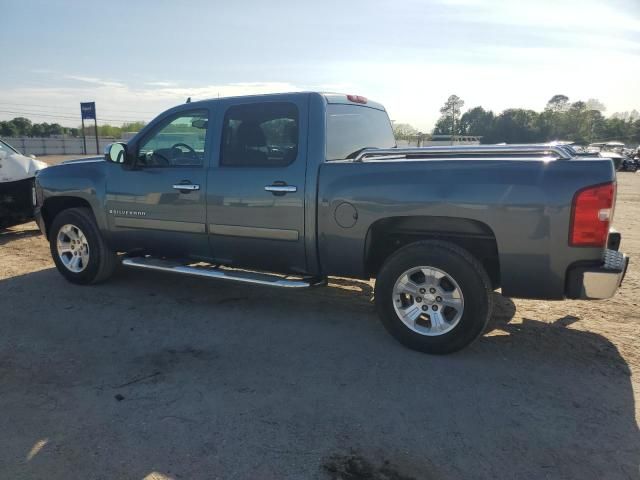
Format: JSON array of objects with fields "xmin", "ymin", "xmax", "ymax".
[{"xmin": 326, "ymin": 104, "xmax": 396, "ymax": 161}]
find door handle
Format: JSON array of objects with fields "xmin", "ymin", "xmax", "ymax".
[
  {"xmin": 173, "ymin": 183, "xmax": 200, "ymax": 191},
  {"xmin": 265, "ymin": 184, "xmax": 297, "ymax": 194}
]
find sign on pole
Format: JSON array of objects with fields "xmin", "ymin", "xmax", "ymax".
[
  {"xmin": 80, "ymin": 102, "xmax": 99, "ymax": 154},
  {"xmin": 80, "ymin": 102, "xmax": 96, "ymax": 120}
]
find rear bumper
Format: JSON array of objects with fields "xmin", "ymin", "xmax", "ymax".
[{"xmin": 566, "ymin": 249, "xmax": 629, "ymax": 299}]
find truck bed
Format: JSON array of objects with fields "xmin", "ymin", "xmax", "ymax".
[{"xmin": 317, "ymin": 155, "xmax": 616, "ymax": 299}]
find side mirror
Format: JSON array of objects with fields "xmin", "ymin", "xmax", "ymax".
[
  {"xmin": 29, "ymin": 154, "xmax": 37, "ymax": 159},
  {"xmin": 191, "ymin": 118, "xmax": 208, "ymax": 129},
  {"xmin": 105, "ymin": 142, "xmax": 127, "ymax": 164}
]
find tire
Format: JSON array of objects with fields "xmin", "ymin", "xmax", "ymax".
[
  {"xmin": 375, "ymin": 240, "xmax": 493, "ymax": 354},
  {"xmin": 49, "ymin": 207, "xmax": 117, "ymax": 285}
]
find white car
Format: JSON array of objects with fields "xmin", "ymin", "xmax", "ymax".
[
  {"xmin": 0, "ymin": 139, "xmax": 48, "ymax": 228},
  {"xmin": 587, "ymin": 142, "xmax": 626, "ymax": 170}
]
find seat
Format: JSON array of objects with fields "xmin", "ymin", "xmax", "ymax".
[
  {"xmin": 234, "ymin": 121, "xmax": 267, "ymax": 165},
  {"xmin": 283, "ymin": 122, "xmax": 298, "ymax": 164}
]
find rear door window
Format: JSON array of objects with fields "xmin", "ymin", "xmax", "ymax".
[
  {"xmin": 326, "ymin": 104, "xmax": 396, "ymax": 160},
  {"xmin": 220, "ymin": 102, "xmax": 298, "ymax": 167}
]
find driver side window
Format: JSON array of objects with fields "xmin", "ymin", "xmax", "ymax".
[{"xmin": 137, "ymin": 110, "xmax": 209, "ymax": 168}]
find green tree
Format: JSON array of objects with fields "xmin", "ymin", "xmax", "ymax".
[
  {"xmin": 585, "ymin": 98, "xmax": 606, "ymax": 113},
  {"xmin": 458, "ymin": 107, "xmax": 495, "ymax": 139},
  {"xmin": 565, "ymin": 102, "xmax": 588, "ymax": 142},
  {"xmin": 491, "ymin": 109, "xmax": 542, "ymax": 143},
  {"xmin": 583, "ymin": 109, "xmax": 607, "ymax": 143},
  {"xmin": 8, "ymin": 117, "xmax": 33, "ymax": 136},
  {"xmin": 121, "ymin": 121, "xmax": 146, "ymax": 133},
  {"xmin": 46, "ymin": 123, "xmax": 65, "ymax": 136},
  {"xmin": 392, "ymin": 123, "xmax": 418, "ymax": 139},
  {"xmin": 631, "ymin": 120, "xmax": 640, "ymax": 144},
  {"xmin": 546, "ymin": 94, "xmax": 570, "ymax": 113},
  {"xmin": 31, "ymin": 123, "xmax": 46, "ymax": 137},
  {"xmin": 0, "ymin": 121, "xmax": 18, "ymax": 137},
  {"xmin": 434, "ymin": 95, "xmax": 464, "ymax": 135}
]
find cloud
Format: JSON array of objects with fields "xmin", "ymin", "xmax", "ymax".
[
  {"xmin": 63, "ymin": 75, "xmax": 126, "ymax": 88},
  {"xmin": 145, "ymin": 82, "xmax": 301, "ymax": 100},
  {"xmin": 0, "ymin": 81, "xmax": 303, "ymax": 125},
  {"xmin": 436, "ymin": 0, "xmax": 640, "ymax": 32},
  {"xmin": 144, "ymin": 81, "xmax": 177, "ymax": 87}
]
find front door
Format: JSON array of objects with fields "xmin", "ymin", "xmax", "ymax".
[
  {"xmin": 105, "ymin": 109, "xmax": 211, "ymax": 259},
  {"xmin": 206, "ymin": 98, "xmax": 308, "ymax": 274}
]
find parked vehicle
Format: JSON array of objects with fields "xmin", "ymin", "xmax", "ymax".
[
  {"xmin": 588, "ymin": 142, "xmax": 626, "ymax": 170},
  {"xmin": 632, "ymin": 147, "xmax": 640, "ymax": 169},
  {"xmin": 34, "ymin": 92, "xmax": 629, "ymax": 354},
  {"xmin": 0, "ymin": 139, "xmax": 48, "ymax": 229},
  {"xmin": 620, "ymin": 157, "xmax": 638, "ymax": 172}
]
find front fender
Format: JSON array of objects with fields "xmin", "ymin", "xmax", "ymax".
[{"xmin": 36, "ymin": 161, "xmax": 108, "ymax": 235}]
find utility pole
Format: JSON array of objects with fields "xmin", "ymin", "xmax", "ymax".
[{"xmin": 80, "ymin": 116, "xmax": 87, "ymax": 154}]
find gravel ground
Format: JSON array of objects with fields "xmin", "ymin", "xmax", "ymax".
[{"xmin": 0, "ymin": 172, "xmax": 638, "ymax": 480}]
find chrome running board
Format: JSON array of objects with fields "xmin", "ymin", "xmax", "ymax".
[{"xmin": 122, "ymin": 257, "xmax": 326, "ymax": 289}]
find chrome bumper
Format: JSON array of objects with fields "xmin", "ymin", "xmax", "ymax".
[{"xmin": 567, "ymin": 249, "xmax": 629, "ymax": 300}]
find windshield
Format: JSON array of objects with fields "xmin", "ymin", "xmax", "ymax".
[
  {"xmin": 0, "ymin": 140, "xmax": 20, "ymax": 155},
  {"xmin": 326, "ymin": 104, "xmax": 396, "ymax": 160},
  {"xmin": 603, "ymin": 145, "xmax": 624, "ymax": 153}
]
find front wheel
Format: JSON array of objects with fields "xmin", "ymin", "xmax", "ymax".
[
  {"xmin": 375, "ymin": 240, "xmax": 493, "ymax": 354},
  {"xmin": 49, "ymin": 207, "xmax": 117, "ymax": 285}
]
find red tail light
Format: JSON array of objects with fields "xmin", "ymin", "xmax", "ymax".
[
  {"xmin": 347, "ymin": 94, "xmax": 367, "ymax": 104},
  {"xmin": 569, "ymin": 182, "xmax": 615, "ymax": 247}
]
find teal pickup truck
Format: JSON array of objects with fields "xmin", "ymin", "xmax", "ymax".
[{"xmin": 34, "ymin": 92, "xmax": 629, "ymax": 354}]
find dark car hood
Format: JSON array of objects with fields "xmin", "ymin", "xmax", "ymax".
[{"xmin": 61, "ymin": 156, "xmax": 104, "ymax": 164}]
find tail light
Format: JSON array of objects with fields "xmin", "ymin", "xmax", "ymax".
[{"xmin": 569, "ymin": 182, "xmax": 616, "ymax": 247}]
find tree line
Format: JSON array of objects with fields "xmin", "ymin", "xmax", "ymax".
[
  {"xmin": 394, "ymin": 95, "xmax": 640, "ymax": 145},
  {"xmin": 0, "ymin": 117, "xmax": 146, "ymax": 138}
]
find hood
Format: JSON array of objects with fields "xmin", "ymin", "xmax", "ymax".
[
  {"xmin": 0, "ymin": 152, "xmax": 48, "ymax": 183},
  {"xmin": 61, "ymin": 156, "xmax": 104, "ymax": 165},
  {"xmin": 600, "ymin": 152, "xmax": 624, "ymax": 159}
]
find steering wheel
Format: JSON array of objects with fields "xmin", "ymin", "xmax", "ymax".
[
  {"xmin": 144, "ymin": 151, "xmax": 171, "ymax": 166},
  {"xmin": 170, "ymin": 143, "xmax": 197, "ymax": 158}
]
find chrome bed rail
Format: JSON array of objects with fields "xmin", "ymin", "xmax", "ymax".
[{"xmin": 353, "ymin": 145, "xmax": 573, "ymax": 162}]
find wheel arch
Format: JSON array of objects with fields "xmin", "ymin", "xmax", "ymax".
[
  {"xmin": 41, "ymin": 196, "xmax": 96, "ymax": 239},
  {"xmin": 364, "ymin": 216, "xmax": 500, "ymax": 288}
]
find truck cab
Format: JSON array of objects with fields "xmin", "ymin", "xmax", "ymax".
[{"xmin": 97, "ymin": 92, "xmax": 395, "ymax": 275}]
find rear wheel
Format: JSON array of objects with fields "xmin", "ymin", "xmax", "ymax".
[
  {"xmin": 375, "ymin": 240, "xmax": 493, "ymax": 354},
  {"xmin": 49, "ymin": 207, "xmax": 117, "ymax": 284}
]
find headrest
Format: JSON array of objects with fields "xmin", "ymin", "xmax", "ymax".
[{"xmin": 237, "ymin": 122, "xmax": 266, "ymax": 147}]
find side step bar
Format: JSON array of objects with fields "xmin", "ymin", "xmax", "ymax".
[{"xmin": 122, "ymin": 257, "xmax": 326, "ymax": 289}]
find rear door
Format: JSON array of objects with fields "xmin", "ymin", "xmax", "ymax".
[{"xmin": 206, "ymin": 96, "xmax": 308, "ymax": 274}]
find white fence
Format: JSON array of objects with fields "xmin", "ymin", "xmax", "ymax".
[
  {"xmin": 397, "ymin": 135, "xmax": 482, "ymax": 148},
  {"xmin": 2, "ymin": 137, "xmax": 119, "ymax": 156},
  {"xmin": 5, "ymin": 135, "xmax": 481, "ymax": 156}
]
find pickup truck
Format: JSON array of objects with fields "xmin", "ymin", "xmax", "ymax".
[{"xmin": 34, "ymin": 92, "xmax": 629, "ymax": 354}]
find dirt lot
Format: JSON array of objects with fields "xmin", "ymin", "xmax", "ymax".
[{"xmin": 1, "ymin": 171, "xmax": 638, "ymax": 480}]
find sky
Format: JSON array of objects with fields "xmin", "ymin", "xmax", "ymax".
[{"xmin": 1, "ymin": 0, "xmax": 639, "ymax": 132}]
